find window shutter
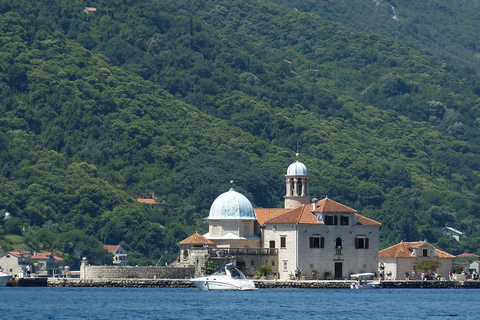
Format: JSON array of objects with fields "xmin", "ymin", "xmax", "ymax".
[
  {"xmin": 310, "ymin": 237, "xmax": 314, "ymax": 248},
  {"xmin": 321, "ymin": 237, "xmax": 325, "ymax": 248},
  {"xmin": 355, "ymin": 238, "xmax": 359, "ymax": 249},
  {"xmin": 365, "ymin": 238, "xmax": 369, "ymax": 249}
]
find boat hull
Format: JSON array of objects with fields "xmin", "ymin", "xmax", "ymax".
[
  {"xmin": 191, "ymin": 277, "xmax": 257, "ymax": 291},
  {"xmin": 0, "ymin": 275, "xmax": 12, "ymax": 287}
]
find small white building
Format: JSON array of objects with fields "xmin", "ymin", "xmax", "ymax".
[
  {"xmin": 442, "ymin": 227, "xmax": 464, "ymax": 241},
  {"xmin": 103, "ymin": 245, "xmax": 128, "ymax": 266},
  {"xmin": 0, "ymin": 251, "xmax": 29, "ymax": 276},
  {"xmin": 379, "ymin": 241, "xmax": 454, "ymax": 280}
]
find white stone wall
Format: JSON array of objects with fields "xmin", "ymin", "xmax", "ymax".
[
  {"xmin": 384, "ymin": 257, "xmax": 454, "ymax": 280},
  {"xmin": 263, "ymin": 224, "xmax": 297, "ymax": 279},
  {"xmin": 264, "ymin": 223, "xmax": 380, "ymax": 280},
  {"xmin": 0, "ymin": 255, "xmax": 23, "ymax": 276}
]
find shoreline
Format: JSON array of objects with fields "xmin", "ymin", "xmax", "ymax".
[{"xmin": 28, "ymin": 278, "xmax": 480, "ymax": 289}]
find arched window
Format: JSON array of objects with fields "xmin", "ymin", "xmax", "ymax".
[{"xmin": 336, "ymin": 237, "xmax": 342, "ymax": 248}]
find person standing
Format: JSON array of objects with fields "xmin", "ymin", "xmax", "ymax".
[
  {"xmin": 295, "ymin": 267, "xmax": 301, "ymax": 280},
  {"xmin": 405, "ymin": 270, "xmax": 410, "ymax": 281}
]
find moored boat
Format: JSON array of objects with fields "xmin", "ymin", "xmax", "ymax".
[
  {"xmin": 350, "ymin": 272, "xmax": 380, "ymax": 289},
  {"xmin": 191, "ymin": 264, "xmax": 257, "ymax": 291},
  {"xmin": 0, "ymin": 270, "xmax": 12, "ymax": 287}
]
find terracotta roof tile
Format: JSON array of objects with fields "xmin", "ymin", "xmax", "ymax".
[
  {"xmin": 254, "ymin": 208, "xmax": 289, "ymax": 225},
  {"xmin": 178, "ymin": 232, "xmax": 214, "ymax": 245},
  {"xmin": 355, "ymin": 213, "xmax": 382, "ymax": 226},
  {"xmin": 31, "ymin": 252, "xmax": 64, "ymax": 261},
  {"xmin": 379, "ymin": 241, "xmax": 455, "ymax": 259},
  {"xmin": 264, "ymin": 205, "xmax": 319, "ymax": 225},
  {"xmin": 137, "ymin": 198, "xmax": 158, "ymax": 204},
  {"xmin": 103, "ymin": 245, "xmax": 120, "ymax": 252},
  {"xmin": 313, "ymin": 197, "xmax": 357, "ymax": 214}
]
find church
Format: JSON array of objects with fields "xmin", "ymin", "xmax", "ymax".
[{"xmin": 178, "ymin": 155, "xmax": 382, "ymax": 280}]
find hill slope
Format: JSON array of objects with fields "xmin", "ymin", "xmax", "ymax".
[{"xmin": 1, "ymin": 0, "xmax": 480, "ymax": 266}]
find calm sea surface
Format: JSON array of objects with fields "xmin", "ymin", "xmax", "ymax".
[{"xmin": 1, "ymin": 287, "xmax": 479, "ymax": 319}]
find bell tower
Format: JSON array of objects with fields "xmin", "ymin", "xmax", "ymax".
[{"xmin": 284, "ymin": 153, "xmax": 310, "ymax": 209}]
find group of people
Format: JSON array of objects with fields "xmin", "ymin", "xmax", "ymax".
[{"xmin": 405, "ymin": 270, "xmax": 441, "ymax": 281}]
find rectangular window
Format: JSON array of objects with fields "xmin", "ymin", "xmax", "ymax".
[
  {"xmin": 325, "ymin": 215, "xmax": 338, "ymax": 225},
  {"xmin": 355, "ymin": 237, "xmax": 369, "ymax": 249},
  {"xmin": 309, "ymin": 237, "xmax": 325, "ymax": 248},
  {"xmin": 280, "ymin": 236, "xmax": 286, "ymax": 248},
  {"xmin": 340, "ymin": 216, "xmax": 349, "ymax": 225},
  {"xmin": 212, "ymin": 224, "xmax": 218, "ymax": 236},
  {"xmin": 269, "ymin": 240, "xmax": 276, "ymax": 249},
  {"xmin": 283, "ymin": 260, "xmax": 288, "ymax": 271},
  {"xmin": 423, "ymin": 249, "xmax": 428, "ymax": 257}
]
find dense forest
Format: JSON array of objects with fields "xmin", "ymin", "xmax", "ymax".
[{"xmin": 1, "ymin": 0, "xmax": 480, "ymax": 268}]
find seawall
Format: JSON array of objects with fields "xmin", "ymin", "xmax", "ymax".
[{"xmin": 46, "ymin": 278, "xmax": 480, "ymax": 289}]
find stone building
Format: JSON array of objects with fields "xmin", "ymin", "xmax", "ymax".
[
  {"xmin": 0, "ymin": 250, "xmax": 29, "ymax": 276},
  {"xmin": 178, "ymin": 154, "xmax": 381, "ymax": 279},
  {"xmin": 379, "ymin": 241, "xmax": 455, "ymax": 280}
]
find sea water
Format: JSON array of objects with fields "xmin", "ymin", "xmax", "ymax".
[{"xmin": 1, "ymin": 287, "xmax": 479, "ymax": 319}]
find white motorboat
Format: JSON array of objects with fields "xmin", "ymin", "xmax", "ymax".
[
  {"xmin": 350, "ymin": 272, "xmax": 380, "ymax": 289},
  {"xmin": 191, "ymin": 264, "xmax": 257, "ymax": 291},
  {"xmin": 0, "ymin": 270, "xmax": 12, "ymax": 287}
]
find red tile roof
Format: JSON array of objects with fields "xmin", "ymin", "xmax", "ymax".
[
  {"xmin": 258, "ymin": 198, "xmax": 381, "ymax": 226},
  {"xmin": 31, "ymin": 252, "xmax": 64, "ymax": 261},
  {"xmin": 103, "ymin": 245, "xmax": 121, "ymax": 253},
  {"xmin": 264, "ymin": 205, "xmax": 318, "ymax": 225},
  {"xmin": 254, "ymin": 208, "xmax": 289, "ymax": 225},
  {"xmin": 8, "ymin": 251, "xmax": 23, "ymax": 258},
  {"xmin": 137, "ymin": 198, "xmax": 158, "ymax": 204},
  {"xmin": 355, "ymin": 213, "xmax": 382, "ymax": 226},
  {"xmin": 313, "ymin": 197, "xmax": 356, "ymax": 214},
  {"xmin": 178, "ymin": 232, "xmax": 214, "ymax": 245},
  {"xmin": 379, "ymin": 241, "xmax": 455, "ymax": 259}
]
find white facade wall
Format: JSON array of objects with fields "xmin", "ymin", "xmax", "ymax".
[
  {"xmin": 209, "ymin": 219, "xmax": 255, "ymax": 238},
  {"xmin": 263, "ymin": 222, "xmax": 379, "ymax": 280},
  {"xmin": 386, "ymin": 257, "xmax": 454, "ymax": 280},
  {"xmin": 0, "ymin": 254, "xmax": 24, "ymax": 276},
  {"xmin": 263, "ymin": 224, "xmax": 297, "ymax": 279}
]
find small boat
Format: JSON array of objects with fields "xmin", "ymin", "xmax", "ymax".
[
  {"xmin": 191, "ymin": 264, "xmax": 257, "ymax": 291},
  {"xmin": 350, "ymin": 272, "xmax": 380, "ymax": 289},
  {"xmin": 0, "ymin": 270, "xmax": 12, "ymax": 287}
]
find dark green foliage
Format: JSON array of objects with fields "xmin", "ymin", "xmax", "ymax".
[{"xmin": 1, "ymin": 0, "xmax": 480, "ymax": 265}]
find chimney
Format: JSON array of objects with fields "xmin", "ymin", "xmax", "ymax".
[{"xmin": 311, "ymin": 198, "xmax": 318, "ymax": 211}]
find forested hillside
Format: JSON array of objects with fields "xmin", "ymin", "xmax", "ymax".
[
  {"xmin": 1, "ymin": 0, "xmax": 480, "ymax": 267},
  {"xmin": 270, "ymin": 0, "xmax": 480, "ymax": 74}
]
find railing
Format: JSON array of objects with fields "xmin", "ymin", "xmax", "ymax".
[
  {"xmin": 335, "ymin": 248, "xmax": 342, "ymax": 256},
  {"xmin": 208, "ymin": 248, "xmax": 278, "ymax": 257}
]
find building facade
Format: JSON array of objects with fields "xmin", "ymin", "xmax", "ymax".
[
  {"xmin": 379, "ymin": 241, "xmax": 455, "ymax": 280},
  {"xmin": 178, "ymin": 155, "xmax": 382, "ymax": 279}
]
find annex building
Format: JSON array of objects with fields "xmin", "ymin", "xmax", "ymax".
[{"xmin": 178, "ymin": 155, "xmax": 382, "ymax": 280}]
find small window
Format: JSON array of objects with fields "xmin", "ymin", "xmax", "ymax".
[
  {"xmin": 251, "ymin": 260, "xmax": 254, "ymax": 266},
  {"xmin": 283, "ymin": 260, "xmax": 288, "ymax": 270},
  {"xmin": 423, "ymin": 249, "xmax": 428, "ymax": 257},
  {"xmin": 212, "ymin": 224, "xmax": 218, "ymax": 236},
  {"xmin": 272, "ymin": 261, "xmax": 275, "ymax": 267},
  {"xmin": 309, "ymin": 237, "xmax": 325, "ymax": 248},
  {"xmin": 355, "ymin": 237, "xmax": 369, "ymax": 249},
  {"xmin": 325, "ymin": 215, "xmax": 338, "ymax": 225},
  {"xmin": 269, "ymin": 240, "xmax": 276, "ymax": 248},
  {"xmin": 340, "ymin": 216, "xmax": 349, "ymax": 225},
  {"xmin": 281, "ymin": 236, "xmax": 287, "ymax": 248}
]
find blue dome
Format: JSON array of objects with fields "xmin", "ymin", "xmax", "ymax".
[
  {"xmin": 208, "ymin": 189, "xmax": 256, "ymax": 220},
  {"xmin": 287, "ymin": 161, "xmax": 308, "ymax": 176}
]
